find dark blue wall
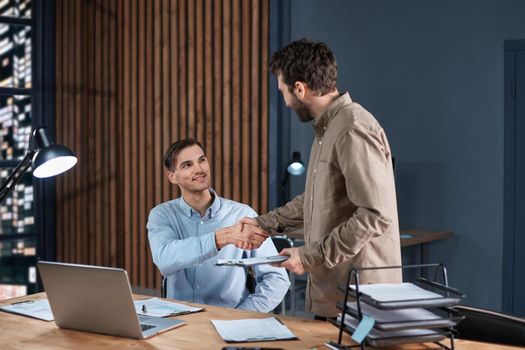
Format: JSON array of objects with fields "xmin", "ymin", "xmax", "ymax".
[{"xmin": 276, "ymin": 0, "xmax": 525, "ymax": 311}]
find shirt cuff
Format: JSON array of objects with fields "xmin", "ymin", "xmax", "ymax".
[
  {"xmin": 198, "ymin": 232, "xmax": 219, "ymax": 263},
  {"xmin": 298, "ymin": 242, "xmax": 324, "ymax": 271},
  {"xmin": 256, "ymin": 213, "xmax": 279, "ymax": 232}
]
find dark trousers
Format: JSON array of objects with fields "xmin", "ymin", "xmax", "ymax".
[{"xmin": 314, "ymin": 315, "xmax": 328, "ymax": 321}]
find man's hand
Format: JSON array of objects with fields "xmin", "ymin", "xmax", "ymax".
[
  {"xmin": 215, "ymin": 219, "xmax": 269, "ymax": 250},
  {"xmin": 235, "ymin": 217, "xmax": 263, "ymax": 250},
  {"xmin": 277, "ymin": 247, "xmax": 305, "ymax": 275}
]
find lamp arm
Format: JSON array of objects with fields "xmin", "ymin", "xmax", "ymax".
[
  {"xmin": 0, "ymin": 150, "xmax": 36, "ymax": 204},
  {"xmin": 279, "ymin": 170, "xmax": 290, "ymax": 206}
]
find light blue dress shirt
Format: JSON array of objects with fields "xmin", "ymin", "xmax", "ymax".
[{"xmin": 147, "ymin": 190, "xmax": 290, "ymax": 313}]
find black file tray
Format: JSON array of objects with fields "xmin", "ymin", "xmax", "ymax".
[
  {"xmin": 329, "ymin": 315, "xmax": 450, "ymax": 347},
  {"xmin": 347, "ymin": 278, "xmax": 465, "ymax": 310},
  {"xmin": 337, "ymin": 301, "xmax": 465, "ymax": 331},
  {"xmin": 329, "ymin": 263, "xmax": 465, "ymax": 350}
]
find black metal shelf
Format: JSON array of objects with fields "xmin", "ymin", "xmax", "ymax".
[{"xmin": 328, "ymin": 263, "xmax": 464, "ymax": 350}]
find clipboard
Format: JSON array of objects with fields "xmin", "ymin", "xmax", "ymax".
[
  {"xmin": 134, "ymin": 297, "xmax": 204, "ymax": 317},
  {"xmin": 0, "ymin": 299, "xmax": 54, "ymax": 321},
  {"xmin": 216, "ymin": 255, "xmax": 289, "ymax": 266},
  {"xmin": 210, "ymin": 317, "xmax": 297, "ymax": 342}
]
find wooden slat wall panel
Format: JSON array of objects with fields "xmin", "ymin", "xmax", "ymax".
[{"xmin": 55, "ymin": 0, "xmax": 269, "ymax": 291}]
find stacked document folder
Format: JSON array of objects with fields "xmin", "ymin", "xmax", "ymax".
[
  {"xmin": 331, "ymin": 278, "xmax": 465, "ymax": 347},
  {"xmin": 349, "ymin": 281, "xmax": 464, "ymax": 309},
  {"xmin": 336, "ymin": 313, "xmax": 447, "ymax": 346},
  {"xmin": 343, "ymin": 302, "xmax": 463, "ymax": 330}
]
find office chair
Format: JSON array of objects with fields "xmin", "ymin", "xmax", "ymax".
[
  {"xmin": 453, "ymin": 305, "xmax": 525, "ymax": 346},
  {"xmin": 271, "ymin": 235, "xmax": 306, "ymax": 316},
  {"xmin": 161, "ymin": 275, "xmax": 167, "ymax": 298}
]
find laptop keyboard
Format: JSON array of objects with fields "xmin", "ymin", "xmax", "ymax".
[{"xmin": 140, "ymin": 323, "xmax": 156, "ymax": 332}]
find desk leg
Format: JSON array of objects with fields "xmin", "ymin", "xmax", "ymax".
[
  {"xmin": 290, "ymin": 271, "xmax": 296, "ymax": 316},
  {"xmin": 420, "ymin": 243, "xmax": 427, "ymax": 278}
]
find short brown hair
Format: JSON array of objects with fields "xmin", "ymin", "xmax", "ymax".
[
  {"xmin": 269, "ymin": 38, "xmax": 337, "ymax": 95},
  {"xmin": 163, "ymin": 138, "xmax": 204, "ymax": 171}
]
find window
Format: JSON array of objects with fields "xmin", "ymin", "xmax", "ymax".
[{"xmin": 0, "ymin": 0, "xmax": 36, "ymax": 300}]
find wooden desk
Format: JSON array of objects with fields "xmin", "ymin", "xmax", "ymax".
[
  {"xmin": 284, "ymin": 228, "xmax": 453, "ymax": 248},
  {"xmin": 0, "ymin": 293, "xmax": 519, "ymax": 350},
  {"xmin": 399, "ymin": 230, "xmax": 453, "ymax": 248}
]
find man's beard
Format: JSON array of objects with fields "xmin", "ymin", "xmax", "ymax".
[{"xmin": 290, "ymin": 94, "xmax": 314, "ymax": 122}]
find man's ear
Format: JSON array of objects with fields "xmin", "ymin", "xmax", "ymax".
[
  {"xmin": 293, "ymin": 81, "xmax": 308, "ymax": 98},
  {"xmin": 167, "ymin": 170, "xmax": 177, "ymax": 185}
]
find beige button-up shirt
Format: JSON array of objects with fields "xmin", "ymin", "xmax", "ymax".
[{"xmin": 257, "ymin": 93, "xmax": 402, "ymax": 317}]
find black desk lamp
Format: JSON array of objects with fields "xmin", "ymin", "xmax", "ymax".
[
  {"xmin": 280, "ymin": 151, "xmax": 306, "ymax": 204},
  {"xmin": 0, "ymin": 127, "xmax": 77, "ymax": 203}
]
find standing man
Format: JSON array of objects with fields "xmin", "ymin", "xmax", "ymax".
[
  {"xmin": 242, "ymin": 39, "xmax": 402, "ymax": 319},
  {"xmin": 147, "ymin": 138, "xmax": 289, "ymax": 312}
]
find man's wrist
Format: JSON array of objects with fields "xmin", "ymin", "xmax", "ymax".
[{"xmin": 215, "ymin": 227, "xmax": 230, "ymax": 249}]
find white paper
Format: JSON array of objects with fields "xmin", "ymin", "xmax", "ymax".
[
  {"xmin": 350, "ymin": 282, "xmax": 442, "ymax": 302},
  {"xmin": 0, "ymin": 299, "xmax": 54, "ymax": 321},
  {"xmin": 210, "ymin": 317, "xmax": 296, "ymax": 342},
  {"xmin": 338, "ymin": 314, "xmax": 440, "ymax": 339},
  {"xmin": 346, "ymin": 301, "xmax": 440, "ymax": 323},
  {"xmin": 134, "ymin": 297, "xmax": 203, "ymax": 317},
  {"xmin": 216, "ymin": 255, "xmax": 289, "ymax": 266}
]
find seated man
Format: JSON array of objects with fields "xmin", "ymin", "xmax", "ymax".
[{"xmin": 147, "ymin": 138, "xmax": 290, "ymax": 312}]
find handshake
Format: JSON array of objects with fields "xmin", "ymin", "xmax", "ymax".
[{"xmin": 215, "ymin": 217, "xmax": 269, "ymax": 250}]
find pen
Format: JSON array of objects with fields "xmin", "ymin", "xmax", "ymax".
[
  {"xmin": 142, "ymin": 304, "xmax": 147, "ymax": 313},
  {"xmin": 11, "ymin": 300, "xmax": 34, "ymax": 305}
]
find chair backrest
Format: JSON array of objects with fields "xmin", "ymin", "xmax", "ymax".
[
  {"xmin": 161, "ymin": 275, "xmax": 167, "ymax": 298},
  {"xmin": 454, "ymin": 305, "xmax": 525, "ymax": 346},
  {"xmin": 271, "ymin": 236, "xmax": 293, "ymax": 253}
]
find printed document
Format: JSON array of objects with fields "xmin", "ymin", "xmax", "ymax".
[
  {"xmin": 0, "ymin": 299, "xmax": 54, "ymax": 321},
  {"xmin": 338, "ymin": 313, "xmax": 441, "ymax": 339},
  {"xmin": 350, "ymin": 282, "xmax": 442, "ymax": 302},
  {"xmin": 134, "ymin": 297, "xmax": 203, "ymax": 317},
  {"xmin": 210, "ymin": 317, "xmax": 296, "ymax": 342},
  {"xmin": 346, "ymin": 301, "xmax": 441, "ymax": 323}
]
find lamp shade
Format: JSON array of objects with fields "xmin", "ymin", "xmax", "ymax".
[
  {"xmin": 286, "ymin": 151, "xmax": 306, "ymax": 176},
  {"xmin": 31, "ymin": 127, "xmax": 77, "ymax": 178}
]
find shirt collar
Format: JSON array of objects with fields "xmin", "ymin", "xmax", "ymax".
[
  {"xmin": 207, "ymin": 189, "xmax": 221, "ymax": 217},
  {"xmin": 178, "ymin": 188, "xmax": 221, "ymax": 219},
  {"xmin": 313, "ymin": 92, "xmax": 352, "ymax": 137}
]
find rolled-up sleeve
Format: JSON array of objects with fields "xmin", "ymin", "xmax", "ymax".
[
  {"xmin": 147, "ymin": 205, "xmax": 218, "ymax": 276},
  {"xmin": 256, "ymin": 193, "xmax": 305, "ymax": 233}
]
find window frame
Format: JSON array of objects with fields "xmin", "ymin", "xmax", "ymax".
[{"xmin": 0, "ymin": 0, "xmax": 56, "ymax": 293}]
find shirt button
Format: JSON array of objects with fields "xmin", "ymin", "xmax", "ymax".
[
  {"xmin": 196, "ymin": 285, "xmax": 200, "ymax": 289},
  {"xmin": 324, "ymin": 126, "xmax": 327, "ymax": 130},
  {"xmin": 310, "ymin": 196, "xmax": 313, "ymax": 201},
  {"xmin": 313, "ymin": 168, "xmax": 317, "ymax": 173},
  {"xmin": 319, "ymin": 141, "xmax": 322, "ymax": 145},
  {"xmin": 200, "ymin": 221, "xmax": 204, "ymax": 225}
]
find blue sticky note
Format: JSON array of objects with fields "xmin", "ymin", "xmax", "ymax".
[{"xmin": 351, "ymin": 314, "xmax": 375, "ymax": 344}]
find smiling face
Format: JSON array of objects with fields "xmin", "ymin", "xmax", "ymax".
[{"xmin": 167, "ymin": 144, "xmax": 211, "ymax": 194}]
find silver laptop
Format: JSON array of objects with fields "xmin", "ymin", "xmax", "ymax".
[{"xmin": 38, "ymin": 261, "xmax": 184, "ymax": 339}]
